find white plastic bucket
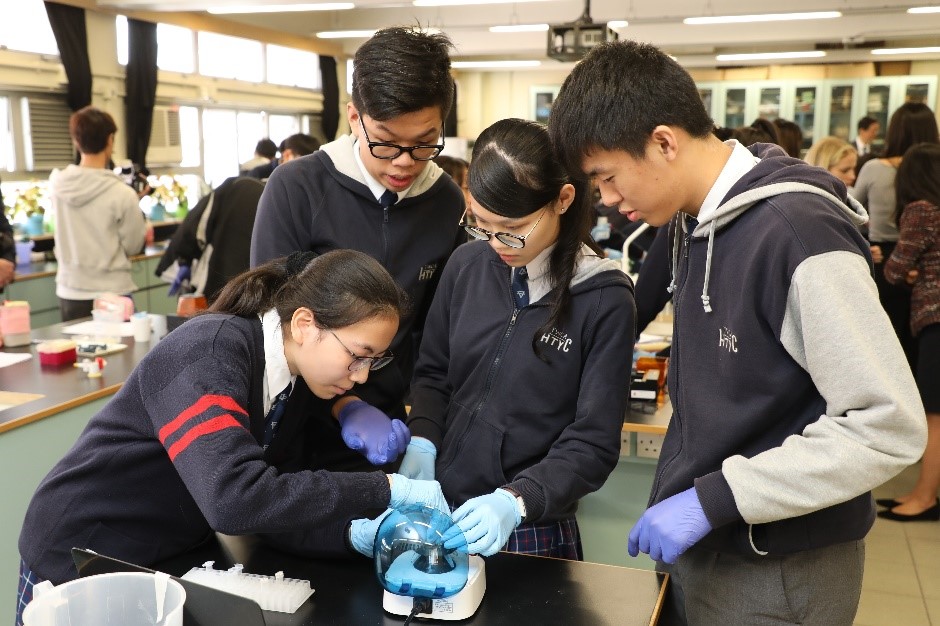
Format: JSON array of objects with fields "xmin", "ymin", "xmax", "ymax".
[{"xmin": 23, "ymin": 572, "xmax": 186, "ymax": 626}]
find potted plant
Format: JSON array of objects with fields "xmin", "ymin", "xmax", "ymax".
[{"xmin": 14, "ymin": 184, "xmax": 46, "ymax": 237}]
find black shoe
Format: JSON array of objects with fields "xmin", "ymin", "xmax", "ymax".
[
  {"xmin": 875, "ymin": 498, "xmax": 903, "ymax": 508},
  {"xmin": 876, "ymin": 500, "xmax": 940, "ymax": 522}
]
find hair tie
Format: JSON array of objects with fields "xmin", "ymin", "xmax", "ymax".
[{"xmin": 285, "ymin": 251, "xmax": 317, "ymax": 278}]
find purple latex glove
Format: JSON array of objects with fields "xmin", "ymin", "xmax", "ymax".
[
  {"xmin": 168, "ymin": 264, "xmax": 191, "ymax": 296},
  {"xmin": 337, "ymin": 400, "xmax": 411, "ymax": 465},
  {"xmin": 628, "ymin": 487, "xmax": 712, "ymax": 564}
]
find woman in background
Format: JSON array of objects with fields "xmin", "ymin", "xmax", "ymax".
[
  {"xmin": 878, "ymin": 142, "xmax": 940, "ymax": 523},
  {"xmin": 773, "ymin": 118, "xmax": 804, "ymax": 158},
  {"xmin": 854, "ymin": 102, "xmax": 940, "ymax": 367},
  {"xmin": 805, "ymin": 136, "xmax": 858, "ymax": 190}
]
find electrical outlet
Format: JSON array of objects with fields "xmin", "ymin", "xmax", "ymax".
[
  {"xmin": 620, "ymin": 430, "xmax": 631, "ymax": 457},
  {"xmin": 636, "ymin": 434, "xmax": 665, "ymax": 459}
]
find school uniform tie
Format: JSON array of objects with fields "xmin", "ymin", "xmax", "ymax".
[
  {"xmin": 262, "ymin": 382, "xmax": 292, "ymax": 449},
  {"xmin": 511, "ymin": 266, "xmax": 529, "ymax": 309},
  {"xmin": 379, "ymin": 189, "xmax": 397, "ymax": 208}
]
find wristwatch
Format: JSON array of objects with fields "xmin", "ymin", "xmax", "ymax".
[{"xmin": 501, "ymin": 487, "xmax": 527, "ymax": 522}]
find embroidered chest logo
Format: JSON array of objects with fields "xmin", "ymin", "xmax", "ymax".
[
  {"xmin": 540, "ymin": 328, "xmax": 573, "ymax": 352},
  {"xmin": 418, "ymin": 263, "xmax": 438, "ymax": 281},
  {"xmin": 718, "ymin": 326, "xmax": 738, "ymax": 353}
]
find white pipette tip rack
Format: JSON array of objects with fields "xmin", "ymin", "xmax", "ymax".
[{"xmin": 181, "ymin": 561, "xmax": 315, "ymax": 613}]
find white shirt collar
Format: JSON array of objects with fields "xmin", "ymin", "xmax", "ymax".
[
  {"xmin": 352, "ymin": 138, "xmax": 415, "ymax": 203},
  {"xmin": 697, "ymin": 139, "xmax": 760, "ymax": 223},
  {"xmin": 519, "ymin": 242, "xmax": 556, "ymax": 304},
  {"xmin": 261, "ymin": 308, "xmax": 296, "ymax": 414}
]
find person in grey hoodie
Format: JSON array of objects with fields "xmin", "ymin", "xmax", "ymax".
[
  {"xmin": 50, "ymin": 106, "xmax": 146, "ymax": 321},
  {"xmin": 549, "ymin": 41, "xmax": 926, "ymax": 625}
]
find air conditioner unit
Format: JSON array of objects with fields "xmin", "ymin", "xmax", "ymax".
[{"xmin": 146, "ymin": 105, "xmax": 183, "ymax": 165}]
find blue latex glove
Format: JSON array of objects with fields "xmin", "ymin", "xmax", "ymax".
[
  {"xmin": 443, "ymin": 489, "xmax": 520, "ymax": 556},
  {"xmin": 397, "ymin": 437, "xmax": 437, "ymax": 480},
  {"xmin": 627, "ymin": 487, "xmax": 712, "ymax": 564},
  {"xmin": 388, "ymin": 473, "xmax": 449, "ymax": 514},
  {"xmin": 349, "ymin": 509, "xmax": 392, "ymax": 557},
  {"xmin": 338, "ymin": 400, "xmax": 411, "ymax": 465},
  {"xmin": 168, "ymin": 264, "xmax": 191, "ymax": 296},
  {"xmin": 384, "ymin": 550, "xmax": 467, "ymax": 598}
]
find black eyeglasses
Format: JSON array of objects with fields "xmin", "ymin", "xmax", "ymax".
[
  {"xmin": 328, "ymin": 329, "xmax": 394, "ymax": 372},
  {"xmin": 358, "ymin": 117, "xmax": 444, "ymax": 161},
  {"xmin": 460, "ymin": 208, "xmax": 547, "ymax": 249}
]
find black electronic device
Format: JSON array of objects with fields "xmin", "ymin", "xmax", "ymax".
[{"xmin": 547, "ymin": 0, "xmax": 619, "ymax": 62}]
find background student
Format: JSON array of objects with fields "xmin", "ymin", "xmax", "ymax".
[
  {"xmin": 250, "ymin": 26, "xmax": 466, "ymax": 471},
  {"xmin": 880, "ymin": 142, "xmax": 940, "ymax": 523},
  {"xmin": 548, "ymin": 39, "xmax": 926, "ymax": 625},
  {"xmin": 49, "ymin": 106, "xmax": 147, "ymax": 321},
  {"xmin": 16, "ymin": 250, "xmax": 447, "ymax": 626},
  {"xmin": 373, "ymin": 118, "xmax": 636, "ymax": 560}
]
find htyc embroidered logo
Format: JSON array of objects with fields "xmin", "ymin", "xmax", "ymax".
[
  {"xmin": 540, "ymin": 328, "xmax": 573, "ymax": 352},
  {"xmin": 718, "ymin": 326, "xmax": 738, "ymax": 353},
  {"xmin": 418, "ymin": 263, "xmax": 438, "ymax": 281}
]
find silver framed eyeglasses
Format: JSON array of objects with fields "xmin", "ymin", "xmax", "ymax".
[
  {"xmin": 459, "ymin": 208, "xmax": 547, "ymax": 249},
  {"xmin": 358, "ymin": 117, "xmax": 445, "ymax": 161},
  {"xmin": 328, "ymin": 329, "xmax": 394, "ymax": 372}
]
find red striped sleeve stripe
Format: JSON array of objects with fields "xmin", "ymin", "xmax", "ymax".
[
  {"xmin": 158, "ymin": 394, "xmax": 247, "ymax": 444},
  {"xmin": 166, "ymin": 414, "xmax": 244, "ymax": 461}
]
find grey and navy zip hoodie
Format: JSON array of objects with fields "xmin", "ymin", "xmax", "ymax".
[
  {"xmin": 250, "ymin": 134, "xmax": 466, "ymax": 416},
  {"xmin": 408, "ymin": 241, "xmax": 637, "ymax": 523},
  {"xmin": 655, "ymin": 142, "xmax": 926, "ymax": 556}
]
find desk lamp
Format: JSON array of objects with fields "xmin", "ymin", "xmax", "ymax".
[{"xmin": 375, "ymin": 505, "xmax": 486, "ymax": 623}]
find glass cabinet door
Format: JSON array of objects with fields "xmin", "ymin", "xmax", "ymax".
[
  {"xmin": 757, "ymin": 87, "xmax": 781, "ymax": 121},
  {"xmin": 865, "ymin": 84, "xmax": 891, "ymax": 151},
  {"xmin": 828, "ymin": 84, "xmax": 855, "ymax": 141},
  {"xmin": 724, "ymin": 88, "xmax": 746, "ymax": 129},
  {"xmin": 904, "ymin": 82, "xmax": 931, "ymax": 104},
  {"xmin": 792, "ymin": 86, "xmax": 817, "ymax": 151}
]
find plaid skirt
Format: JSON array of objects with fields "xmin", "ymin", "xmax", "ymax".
[
  {"xmin": 15, "ymin": 559, "xmax": 44, "ymax": 626},
  {"xmin": 504, "ymin": 517, "xmax": 583, "ymax": 560}
]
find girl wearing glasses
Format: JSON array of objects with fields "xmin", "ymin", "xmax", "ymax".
[
  {"xmin": 388, "ymin": 118, "xmax": 637, "ymax": 559},
  {"xmin": 16, "ymin": 250, "xmax": 448, "ymax": 616}
]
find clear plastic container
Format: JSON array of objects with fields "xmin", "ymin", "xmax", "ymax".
[{"xmin": 23, "ymin": 572, "xmax": 185, "ymax": 626}]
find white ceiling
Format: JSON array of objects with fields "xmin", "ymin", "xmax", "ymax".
[{"xmin": 95, "ymin": 0, "xmax": 940, "ymax": 68}]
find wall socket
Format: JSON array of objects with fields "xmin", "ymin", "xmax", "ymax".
[{"xmin": 636, "ymin": 434, "xmax": 666, "ymax": 459}]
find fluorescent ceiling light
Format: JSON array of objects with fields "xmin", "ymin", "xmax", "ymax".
[
  {"xmin": 716, "ymin": 51, "xmax": 827, "ymax": 61},
  {"xmin": 316, "ymin": 30, "xmax": 376, "ymax": 38},
  {"xmin": 607, "ymin": 20, "xmax": 629, "ymax": 29},
  {"xmin": 208, "ymin": 3, "xmax": 353, "ymax": 13},
  {"xmin": 872, "ymin": 46, "xmax": 940, "ymax": 55},
  {"xmin": 907, "ymin": 6, "xmax": 940, "ymax": 13},
  {"xmin": 452, "ymin": 60, "xmax": 541, "ymax": 68},
  {"xmin": 415, "ymin": 0, "xmax": 541, "ymax": 5},
  {"xmin": 489, "ymin": 24, "xmax": 549, "ymax": 33},
  {"xmin": 685, "ymin": 11, "xmax": 841, "ymax": 25}
]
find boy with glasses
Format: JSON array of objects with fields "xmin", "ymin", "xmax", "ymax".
[
  {"xmin": 548, "ymin": 40, "xmax": 926, "ymax": 624},
  {"xmin": 250, "ymin": 26, "xmax": 466, "ymax": 471}
]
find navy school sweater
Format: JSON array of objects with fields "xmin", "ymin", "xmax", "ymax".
[{"xmin": 19, "ymin": 314, "xmax": 391, "ymax": 583}]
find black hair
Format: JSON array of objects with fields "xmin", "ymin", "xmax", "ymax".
[
  {"xmin": 882, "ymin": 102, "xmax": 940, "ymax": 158},
  {"xmin": 279, "ymin": 133, "xmax": 320, "ymax": 158},
  {"xmin": 209, "ymin": 250, "xmax": 409, "ymax": 331},
  {"xmin": 469, "ymin": 118, "xmax": 595, "ymax": 360},
  {"xmin": 548, "ymin": 40, "xmax": 716, "ymax": 174},
  {"xmin": 771, "ymin": 118, "xmax": 803, "ymax": 158},
  {"xmin": 69, "ymin": 106, "xmax": 118, "ymax": 155},
  {"xmin": 895, "ymin": 142, "xmax": 940, "ymax": 226},
  {"xmin": 858, "ymin": 116, "xmax": 879, "ymax": 132},
  {"xmin": 351, "ymin": 26, "xmax": 455, "ymax": 122},
  {"xmin": 255, "ymin": 138, "xmax": 277, "ymax": 159}
]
